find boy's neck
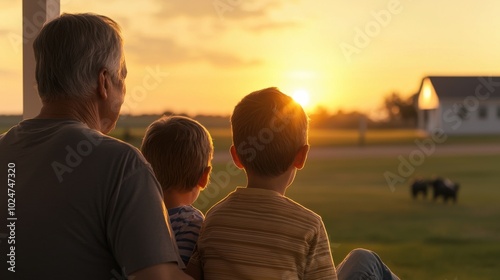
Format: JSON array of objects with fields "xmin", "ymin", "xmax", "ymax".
[
  {"xmin": 163, "ymin": 188, "xmax": 199, "ymax": 209},
  {"xmin": 246, "ymin": 168, "xmax": 297, "ymax": 195}
]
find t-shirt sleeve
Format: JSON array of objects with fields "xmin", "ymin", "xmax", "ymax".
[
  {"xmin": 105, "ymin": 164, "xmax": 183, "ymax": 274},
  {"xmin": 303, "ymin": 219, "xmax": 338, "ymax": 280},
  {"xmin": 185, "ymin": 244, "xmax": 204, "ymax": 280}
]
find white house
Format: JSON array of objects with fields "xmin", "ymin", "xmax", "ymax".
[{"xmin": 417, "ymin": 76, "xmax": 500, "ymax": 135}]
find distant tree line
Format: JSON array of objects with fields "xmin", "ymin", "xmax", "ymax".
[
  {"xmin": 309, "ymin": 92, "xmax": 418, "ymax": 129},
  {"xmin": 382, "ymin": 92, "xmax": 418, "ymax": 127}
]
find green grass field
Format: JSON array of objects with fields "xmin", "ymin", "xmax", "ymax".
[
  {"xmin": 2, "ymin": 121, "xmax": 499, "ymax": 279},
  {"xmin": 194, "ymin": 153, "xmax": 500, "ymax": 280}
]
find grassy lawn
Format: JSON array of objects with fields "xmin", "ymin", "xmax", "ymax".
[
  {"xmin": 3, "ymin": 120, "xmax": 499, "ymax": 279},
  {"xmin": 194, "ymin": 153, "xmax": 500, "ymax": 280}
]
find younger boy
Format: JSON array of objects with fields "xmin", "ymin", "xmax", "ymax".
[
  {"xmin": 141, "ymin": 115, "xmax": 213, "ymax": 266},
  {"xmin": 186, "ymin": 87, "xmax": 337, "ymax": 279}
]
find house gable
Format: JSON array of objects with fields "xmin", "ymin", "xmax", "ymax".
[
  {"xmin": 418, "ymin": 77, "xmax": 439, "ymax": 109},
  {"xmin": 417, "ymin": 76, "xmax": 500, "ymax": 135}
]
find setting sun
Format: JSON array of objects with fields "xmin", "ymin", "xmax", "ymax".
[{"xmin": 292, "ymin": 89, "xmax": 310, "ymax": 108}]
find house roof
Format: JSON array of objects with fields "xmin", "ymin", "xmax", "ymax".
[{"xmin": 423, "ymin": 76, "xmax": 500, "ymax": 99}]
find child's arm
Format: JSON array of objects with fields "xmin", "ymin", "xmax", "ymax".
[
  {"xmin": 303, "ymin": 220, "xmax": 338, "ymax": 280},
  {"xmin": 185, "ymin": 246, "xmax": 203, "ymax": 280}
]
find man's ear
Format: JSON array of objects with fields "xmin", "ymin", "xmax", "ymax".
[
  {"xmin": 97, "ymin": 68, "xmax": 109, "ymax": 100},
  {"xmin": 197, "ymin": 166, "xmax": 212, "ymax": 189},
  {"xmin": 293, "ymin": 144, "xmax": 309, "ymax": 170},
  {"xmin": 230, "ymin": 145, "xmax": 244, "ymax": 169}
]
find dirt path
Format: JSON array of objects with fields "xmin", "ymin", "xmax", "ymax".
[{"xmin": 213, "ymin": 143, "xmax": 500, "ymax": 163}]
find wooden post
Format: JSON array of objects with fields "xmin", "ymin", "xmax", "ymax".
[
  {"xmin": 358, "ymin": 114, "xmax": 366, "ymax": 146},
  {"xmin": 22, "ymin": 0, "xmax": 60, "ymax": 119}
]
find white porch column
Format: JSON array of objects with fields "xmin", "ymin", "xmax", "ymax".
[{"xmin": 22, "ymin": 0, "xmax": 60, "ymax": 119}]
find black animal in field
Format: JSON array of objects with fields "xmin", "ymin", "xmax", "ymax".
[
  {"xmin": 410, "ymin": 177, "xmax": 460, "ymax": 203},
  {"xmin": 411, "ymin": 178, "xmax": 429, "ymax": 200},
  {"xmin": 431, "ymin": 177, "xmax": 460, "ymax": 203}
]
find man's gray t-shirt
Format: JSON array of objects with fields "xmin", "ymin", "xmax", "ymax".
[{"xmin": 0, "ymin": 119, "xmax": 182, "ymax": 279}]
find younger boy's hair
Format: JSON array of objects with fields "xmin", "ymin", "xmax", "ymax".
[
  {"xmin": 141, "ymin": 116, "xmax": 213, "ymax": 192},
  {"xmin": 231, "ymin": 87, "xmax": 308, "ymax": 177}
]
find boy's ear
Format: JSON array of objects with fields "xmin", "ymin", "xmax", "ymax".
[
  {"xmin": 230, "ymin": 145, "xmax": 244, "ymax": 169},
  {"xmin": 293, "ymin": 144, "xmax": 309, "ymax": 170},
  {"xmin": 198, "ymin": 166, "xmax": 212, "ymax": 189}
]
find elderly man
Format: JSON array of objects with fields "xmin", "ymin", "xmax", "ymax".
[{"xmin": 0, "ymin": 13, "xmax": 191, "ymax": 280}]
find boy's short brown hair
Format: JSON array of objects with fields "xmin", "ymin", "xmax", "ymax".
[
  {"xmin": 231, "ymin": 87, "xmax": 308, "ymax": 177},
  {"xmin": 141, "ymin": 116, "xmax": 213, "ymax": 192}
]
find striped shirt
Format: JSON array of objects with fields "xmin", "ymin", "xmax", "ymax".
[
  {"xmin": 187, "ymin": 187, "xmax": 337, "ymax": 280},
  {"xmin": 168, "ymin": 205, "xmax": 204, "ymax": 265}
]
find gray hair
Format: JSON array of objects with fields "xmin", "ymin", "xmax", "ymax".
[{"xmin": 33, "ymin": 13, "xmax": 125, "ymax": 102}]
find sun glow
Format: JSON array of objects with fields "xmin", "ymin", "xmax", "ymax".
[{"xmin": 292, "ymin": 89, "xmax": 310, "ymax": 108}]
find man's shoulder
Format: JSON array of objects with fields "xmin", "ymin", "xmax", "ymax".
[
  {"xmin": 4, "ymin": 119, "xmax": 140, "ymax": 155},
  {"xmin": 97, "ymin": 133, "xmax": 142, "ymax": 156},
  {"xmin": 73, "ymin": 126, "xmax": 145, "ymax": 160},
  {"xmin": 49, "ymin": 122, "xmax": 150, "ymax": 173}
]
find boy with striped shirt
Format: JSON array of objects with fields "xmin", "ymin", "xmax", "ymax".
[
  {"xmin": 187, "ymin": 87, "xmax": 337, "ymax": 279},
  {"xmin": 141, "ymin": 115, "xmax": 213, "ymax": 265}
]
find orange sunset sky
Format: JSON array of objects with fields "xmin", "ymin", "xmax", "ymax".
[{"xmin": 1, "ymin": 0, "xmax": 500, "ymax": 116}]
